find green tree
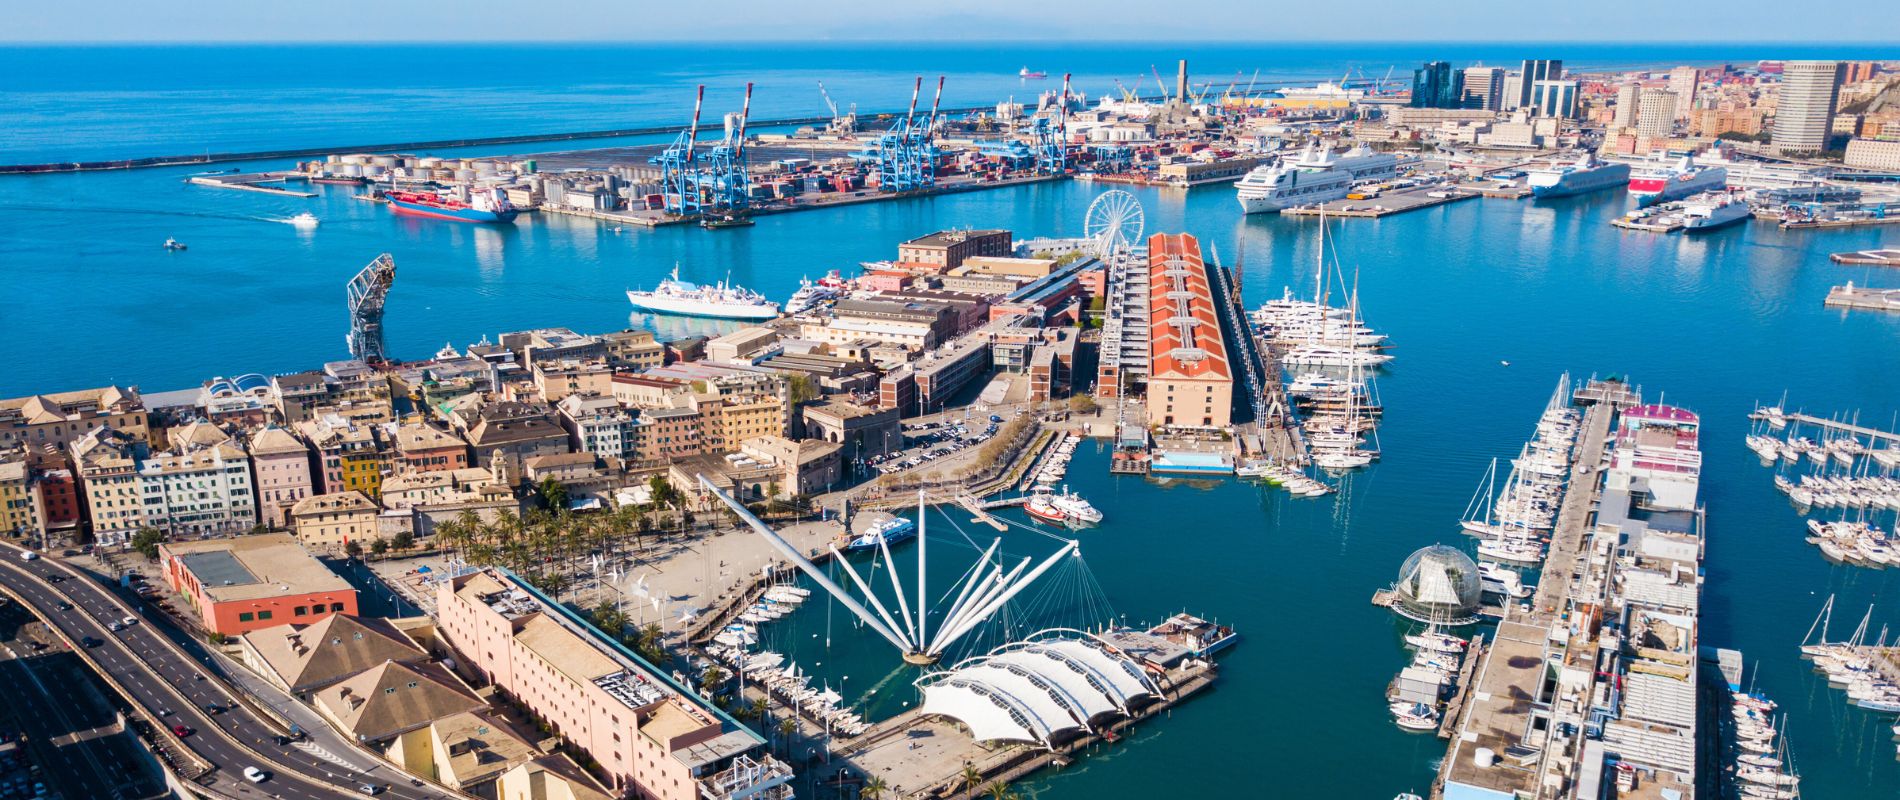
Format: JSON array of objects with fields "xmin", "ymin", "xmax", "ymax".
[
  {"xmin": 985, "ymin": 780, "xmax": 1018, "ymax": 800},
  {"xmin": 391, "ymin": 530, "xmax": 416, "ymax": 551},
  {"xmin": 1068, "ymin": 393, "xmax": 1099, "ymax": 414},
  {"xmin": 861, "ymin": 776, "xmax": 889, "ymax": 800},
  {"xmin": 591, "ymin": 601, "xmax": 628, "ymax": 639},
  {"xmin": 538, "ymin": 476, "xmax": 570, "ymax": 512},
  {"xmin": 345, "ymin": 539, "xmax": 364, "ymax": 559},
  {"xmin": 370, "ymin": 539, "xmax": 390, "ymax": 557},
  {"xmin": 129, "ymin": 527, "xmax": 165, "ymax": 560},
  {"xmin": 699, "ymin": 665, "xmax": 728, "ymax": 694},
  {"xmin": 961, "ymin": 766, "xmax": 984, "ymax": 800},
  {"xmin": 777, "ymin": 717, "xmax": 797, "ymax": 754}
]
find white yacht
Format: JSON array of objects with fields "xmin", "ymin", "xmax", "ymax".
[
  {"xmin": 1236, "ymin": 143, "xmax": 1401, "ymax": 214},
  {"xmin": 1050, "ymin": 488, "xmax": 1103, "ymax": 524}
]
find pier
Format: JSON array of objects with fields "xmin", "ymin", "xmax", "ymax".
[
  {"xmin": 1437, "ymin": 633, "xmax": 1487, "ymax": 739},
  {"xmin": 1280, "ymin": 187, "xmax": 1477, "ymax": 219},
  {"xmin": 1533, "ymin": 397, "xmax": 1617, "ymax": 617},
  {"xmin": 185, "ymin": 172, "xmax": 316, "ymax": 197},
  {"xmin": 1610, "ymin": 214, "xmax": 1684, "ymax": 233},
  {"xmin": 1830, "ymin": 248, "xmax": 1900, "ymax": 267},
  {"xmin": 1824, "ymin": 282, "xmax": 1900, "ymax": 314},
  {"xmin": 1781, "ymin": 411, "xmax": 1900, "ymax": 445}
]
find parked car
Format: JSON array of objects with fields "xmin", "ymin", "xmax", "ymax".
[{"xmin": 243, "ymin": 767, "xmax": 268, "ymax": 783}]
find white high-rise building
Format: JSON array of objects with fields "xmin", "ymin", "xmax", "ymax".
[
  {"xmin": 1613, "ymin": 83, "xmax": 1642, "ymax": 129},
  {"xmin": 1773, "ymin": 60, "xmax": 1843, "ymax": 155},
  {"xmin": 1501, "ymin": 74, "xmax": 1525, "ymax": 110},
  {"xmin": 1637, "ymin": 89, "xmax": 1678, "ymax": 140}
]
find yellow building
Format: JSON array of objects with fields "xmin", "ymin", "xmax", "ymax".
[
  {"xmin": 0, "ymin": 459, "xmax": 42, "ymax": 537},
  {"xmin": 289, "ymin": 491, "xmax": 381, "ymax": 550}
]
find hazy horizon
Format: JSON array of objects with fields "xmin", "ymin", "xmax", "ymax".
[{"xmin": 9, "ymin": 0, "xmax": 1896, "ymax": 44}]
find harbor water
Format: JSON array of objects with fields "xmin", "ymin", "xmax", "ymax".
[{"xmin": 6, "ymin": 43, "xmax": 1900, "ymax": 798}]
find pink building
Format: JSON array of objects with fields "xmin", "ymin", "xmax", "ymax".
[
  {"xmin": 249, "ymin": 426, "xmax": 315, "ymax": 528},
  {"xmin": 437, "ymin": 570, "xmax": 793, "ymax": 800}
]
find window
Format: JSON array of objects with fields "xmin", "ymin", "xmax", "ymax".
[
  {"xmin": 330, "ymin": 602, "xmax": 344, "ymax": 612},
  {"xmin": 294, "ymin": 606, "xmax": 307, "ymax": 616},
  {"xmin": 238, "ymin": 612, "xmax": 254, "ymax": 622}
]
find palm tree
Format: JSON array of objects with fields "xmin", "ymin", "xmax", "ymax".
[
  {"xmin": 776, "ymin": 717, "xmax": 797, "ymax": 754},
  {"xmin": 860, "ymin": 775, "xmax": 889, "ymax": 800},
  {"xmin": 985, "ymin": 780, "xmax": 1017, "ymax": 800},
  {"xmin": 960, "ymin": 766, "xmax": 983, "ymax": 800},
  {"xmin": 745, "ymin": 697, "xmax": 769, "ymax": 722}
]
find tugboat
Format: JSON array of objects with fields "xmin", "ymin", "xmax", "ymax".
[
  {"xmin": 162, "ymin": 238, "xmax": 187, "ymax": 251},
  {"xmin": 699, "ymin": 213, "xmax": 756, "ymax": 230}
]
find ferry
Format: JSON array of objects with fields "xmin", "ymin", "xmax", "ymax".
[
  {"xmin": 1145, "ymin": 613, "xmax": 1238, "ymax": 657},
  {"xmin": 1527, "ymin": 154, "xmax": 1631, "ymax": 199},
  {"xmin": 383, "ymin": 188, "xmax": 519, "ymax": 223},
  {"xmin": 1680, "ymin": 191, "xmax": 1753, "ymax": 233},
  {"xmin": 1236, "ymin": 143, "xmax": 1401, "ymax": 214},
  {"xmin": 842, "ymin": 516, "xmax": 917, "ymax": 551},
  {"xmin": 1628, "ymin": 156, "xmax": 1729, "ymax": 207},
  {"xmin": 626, "ymin": 266, "xmax": 781, "ymax": 320}
]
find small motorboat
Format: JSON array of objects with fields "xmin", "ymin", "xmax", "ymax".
[
  {"xmin": 288, "ymin": 212, "xmax": 319, "ymax": 228},
  {"xmin": 163, "ymin": 238, "xmax": 187, "ymax": 251}
]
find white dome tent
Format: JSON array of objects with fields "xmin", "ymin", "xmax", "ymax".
[{"xmin": 913, "ymin": 629, "xmax": 1159, "ymax": 749}]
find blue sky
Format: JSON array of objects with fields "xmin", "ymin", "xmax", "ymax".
[{"xmin": 8, "ymin": 0, "xmax": 1896, "ymax": 42}]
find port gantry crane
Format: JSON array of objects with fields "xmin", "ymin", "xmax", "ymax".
[
  {"xmin": 1031, "ymin": 73, "xmax": 1072, "ymax": 175},
  {"xmin": 861, "ymin": 76, "xmax": 942, "ymax": 193},
  {"xmin": 345, "ymin": 253, "xmax": 396, "ymax": 363},
  {"xmin": 702, "ymin": 82, "xmax": 755, "ymax": 213},
  {"xmin": 652, "ymin": 85, "xmax": 707, "ymax": 216}
]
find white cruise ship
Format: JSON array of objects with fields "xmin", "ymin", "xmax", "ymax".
[
  {"xmin": 1628, "ymin": 155, "xmax": 1729, "ymax": 207},
  {"xmin": 627, "ymin": 266, "xmax": 781, "ymax": 320},
  {"xmin": 1236, "ymin": 143, "xmax": 1401, "ymax": 214}
]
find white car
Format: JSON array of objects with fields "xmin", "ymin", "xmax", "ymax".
[
  {"xmin": 20, "ymin": 551, "xmax": 38, "ymax": 561},
  {"xmin": 120, "ymin": 616, "xmax": 136, "ymax": 627},
  {"xmin": 243, "ymin": 767, "xmax": 268, "ymax": 783}
]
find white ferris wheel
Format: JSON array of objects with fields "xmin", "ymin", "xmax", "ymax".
[{"xmin": 1083, "ymin": 190, "xmax": 1144, "ymax": 257}]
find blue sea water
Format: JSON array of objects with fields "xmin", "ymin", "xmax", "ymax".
[{"xmin": 5, "ymin": 42, "xmax": 1900, "ymax": 799}]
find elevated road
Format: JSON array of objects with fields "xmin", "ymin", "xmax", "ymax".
[{"xmin": 0, "ymin": 542, "xmax": 459, "ymax": 800}]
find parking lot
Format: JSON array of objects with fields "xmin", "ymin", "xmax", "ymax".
[{"xmin": 866, "ymin": 412, "xmax": 1007, "ymax": 477}]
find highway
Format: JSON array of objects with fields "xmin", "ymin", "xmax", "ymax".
[{"xmin": 0, "ymin": 542, "xmax": 460, "ymax": 800}]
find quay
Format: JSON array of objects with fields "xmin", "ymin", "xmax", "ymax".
[
  {"xmin": 1436, "ymin": 633, "xmax": 1487, "ymax": 740},
  {"xmin": 185, "ymin": 172, "xmax": 316, "ymax": 197},
  {"xmin": 1831, "ymin": 248, "xmax": 1900, "ymax": 267},
  {"xmin": 539, "ymin": 172, "xmax": 1066, "ymax": 229},
  {"xmin": 1280, "ymin": 187, "xmax": 1477, "ymax": 218},
  {"xmin": 1610, "ymin": 215, "xmax": 1683, "ymax": 233},
  {"xmin": 1532, "ymin": 395, "xmax": 1618, "ymax": 617},
  {"xmin": 1824, "ymin": 282, "xmax": 1900, "ymax": 314}
]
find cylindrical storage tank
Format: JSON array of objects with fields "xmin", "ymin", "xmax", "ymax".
[
  {"xmin": 419, "ymin": 157, "xmax": 442, "ymax": 169},
  {"xmin": 1474, "ymin": 748, "xmax": 1496, "ymax": 768},
  {"xmin": 371, "ymin": 155, "xmax": 399, "ymax": 167},
  {"xmin": 363, "ymin": 165, "xmax": 387, "ymax": 178},
  {"xmin": 341, "ymin": 164, "xmax": 364, "ymax": 177},
  {"xmin": 343, "ymin": 154, "xmax": 370, "ymax": 165},
  {"xmin": 326, "ymin": 154, "xmax": 342, "ymax": 164},
  {"xmin": 454, "ymin": 168, "xmax": 477, "ymax": 182}
]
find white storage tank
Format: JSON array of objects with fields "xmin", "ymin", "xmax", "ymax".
[
  {"xmin": 1474, "ymin": 747, "xmax": 1496, "ymax": 768},
  {"xmin": 453, "ymin": 168, "xmax": 477, "ymax": 182},
  {"xmin": 371, "ymin": 155, "xmax": 399, "ymax": 167}
]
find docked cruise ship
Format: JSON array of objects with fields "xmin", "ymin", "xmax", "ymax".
[
  {"xmin": 1235, "ymin": 143, "xmax": 1401, "ymax": 214},
  {"xmin": 1628, "ymin": 156, "xmax": 1729, "ymax": 206},
  {"xmin": 1527, "ymin": 154, "xmax": 1631, "ymax": 199},
  {"xmin": 626, "ymin": 266, "xmax": 780, "ymax": 320}
]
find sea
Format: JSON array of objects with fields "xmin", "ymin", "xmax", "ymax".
[{"xmin": 6, "ymin": 42, "xmax": 1900, "ymax": 799}]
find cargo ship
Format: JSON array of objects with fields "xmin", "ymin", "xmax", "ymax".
[
  {"xmin": 1527, "ymin": 154, "xmax": 1631, "ymax": 199},
  {"xmin": 1019, "ymin": 66, "xmax": 1047, "ymax": 79},
  {"xmin": 1628, "ymin": 156, "xmax": 1728, "ymax": 207},
  {"xmin": 382, "ymin": 188, "xmax": 519, "ymax": 224}
]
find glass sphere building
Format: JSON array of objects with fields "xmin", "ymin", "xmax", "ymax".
[{"xmin": 1393, "ymin": 544, "xmax": 1482, "ymax": 624}]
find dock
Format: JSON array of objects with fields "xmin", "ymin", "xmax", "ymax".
[
  {"xmin": 1830, "ymin": 248, "xmax": 1900, "ymax": 267},
  {"xmin": 1782, "ymin": 411, "xmax": 1900, "ymax": 445},
  {"xmin": 186, "ymin": 172, "xmax": 316, "ymax": 197},
  {"xmin": 1825, "ymin": 282, "xmax": 1900, "ymax": 314},
  {"xmin": 1533, "ymin": 398, "xmax": 1616, "ymax": 616},
  {"xmin": 1280, "ymin": 187, "xmax": 1477, "ymax": 218},
  {"xmin": 1611, "ymin": 214, "xmax": 1683, "ymax": 233},
  {"xmin": 955, "ymin": 494, "xmax": 1012, "ymax": 531},
  {"xmin": 1437, "ymin": 633, "xmax": 1487, "ymax": 739}
]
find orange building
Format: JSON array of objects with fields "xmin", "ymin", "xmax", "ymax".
[
  {"xmin": 1144, "ymin": 233, "xmax": 1234, "ymax": 429},
  {"xmin": 158, "ymin": 533, "xmax": 359, "ymax": 636}
]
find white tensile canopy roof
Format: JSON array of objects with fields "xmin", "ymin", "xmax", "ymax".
[{"xmin": 915, "ymin": 630, "xmax": 1159, "ymax": 748}]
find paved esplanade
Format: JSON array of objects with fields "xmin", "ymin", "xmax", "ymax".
[
  {"xmin": 1532, "ymin": 401, "xmax": 1615, "ymax": 617},
  {"xmin": 0, "ymin": 541, "xmax": 457, "ymax": 800}
]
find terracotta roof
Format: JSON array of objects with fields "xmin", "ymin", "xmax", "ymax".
[
  {"xmin": 312, "ymin": 660, "xmax": 483, "ymax": 742},
  {"xmin": 241, "ymin": 614, "xmax": 426, "ymax": 692},
  {"xmin": 1146, "ymin": 233, "xmax": 1232, "ymax": 382}
]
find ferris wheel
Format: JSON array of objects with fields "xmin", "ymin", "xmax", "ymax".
[{"xmin": 1083, "ymin": 190, "xmax": 1144, "ymax": 257}]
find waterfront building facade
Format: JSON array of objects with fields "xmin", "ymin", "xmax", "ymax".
[
  {"xmin": 159, "ymin": 533, "xmax": 359, "ymax": 636},
  {"xmin": 1531, "ymin": 80, "xmax": 1579, "ymax": 120},
  {"xmin": 140, "ymin": 422, "xmax": 257, "ymax": 538},
  {"xmin": 1461, "ymin": 66, "xmax": 1505, "ymax": 111},
  {"xmin": 1144, "ymin": 233, "xmax": 1233, "ymax": 429},
  {"xmin": 0, "ymin": 386, "xmax": 148, "ymax": 452},
  {"xmin": 288, "ymin": 490, "xmax": 380, "ymax": 551},
  {"xmin": 436, "ymin": 569, "xmax": 793, "ymax": 800},
  {"xmin": 71, "ymin": 425, "xmax": 149, "ymax": 546}
]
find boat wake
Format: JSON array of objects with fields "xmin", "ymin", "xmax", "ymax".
[{"xmin": 0, "ymin": 202, "xmax": 301, "ymax": 225}]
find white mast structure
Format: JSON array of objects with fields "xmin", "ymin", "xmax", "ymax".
[{"xmin": 697, "ymin": 476, "xmax": 1078, "ymax": 665}]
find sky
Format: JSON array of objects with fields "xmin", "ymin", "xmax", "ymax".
[{"xmin": 7, "ymin": 0, "xmax": 1897, "ymax": 43}]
